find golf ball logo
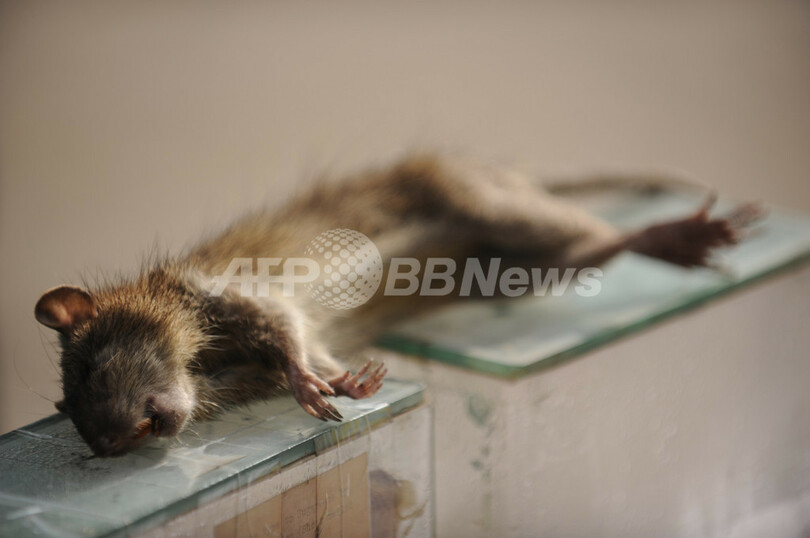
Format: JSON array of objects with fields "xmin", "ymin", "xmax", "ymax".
[{"xmin": 304, "ymin": 229, "xmax": 383, "ymax": 310}]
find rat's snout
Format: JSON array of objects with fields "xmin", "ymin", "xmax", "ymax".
[
  {"xmin": 91, "ymin": 434, "xmax": 131, "ymax": 458},
  {"xmin": 67, "ymin": 369, "xmax": 197, "ymax": 457},
  {"xmin": 85, "ymin": 417, "xmax": 158, "ymax": 458},
  {"xmin": 74, "ymin": 393, "xmax": 192, "ymax": 457}
]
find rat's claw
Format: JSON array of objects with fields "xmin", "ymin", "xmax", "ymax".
[
  {"xmin": 696, "ymin": 192, "xmax": 718, "ymax": 216},
  {"xmin": 332, "ymin": 371, "xmax": 351, "ymax": 384},
  {"xmin": 299, "ymin": 390, "xmax": 343, "ymax": 422},
  {"xmin": 288, "ymin": 366, "xmax": 342, "ymax": 421},
  {"xmin": 354, "ymin": 361, "xmax": 371, "ymax": 378},
  {"xmin": 312, "ymin": 375, "xmax": 335, "ymax": 396},
  {"xmin": 320, "ymin": 400, "xmax": 343, "ymax": 421},
  {"xmin": 725, "ymin": 202, "xmax": 766, "ymax": 229},
  {"xmin": 302, "ymin": 403, "xmax": 325, "ymax": 421}
]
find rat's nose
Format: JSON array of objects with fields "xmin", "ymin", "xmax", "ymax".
[{"xmin": 93, "ymin": 435, "xmax": 126, "ymax": 457}]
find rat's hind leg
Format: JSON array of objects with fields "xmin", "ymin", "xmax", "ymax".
[
  {"xmin": 623, "ymin": 196, "xmax": 764, "ymax": 268},
  {"xmin": 389, "ymin": 154, "xmax": 623, "ymax": 254},
  {"xmin": 552, "ymin": 195, "xmax": 765, "ymax": 270},
  {"xmin": 389, "ymin": 156, "xmax": 763, "ymax": 271}
]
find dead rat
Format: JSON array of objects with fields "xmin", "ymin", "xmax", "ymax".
[{"xmin": 34, "ymin": 154, "xmax": 761, "ymax": 457}]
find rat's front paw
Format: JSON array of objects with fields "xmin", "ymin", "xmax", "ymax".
[
  {"xmin": 287, "ymin": 366, "xmax": 343, "ymax": 422},
  {"xmin": 329, "ymin": 361, "xmax": 387, "ymax": 400}
]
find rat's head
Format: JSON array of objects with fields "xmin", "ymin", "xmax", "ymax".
[{"xmin": 35, "ymin": 285, "xmax": 200, "ymax": 457}]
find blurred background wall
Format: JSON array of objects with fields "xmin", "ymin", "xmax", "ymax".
[{"xmin": 0, "ymin": 1, "xmax": 808, "ymax": 433}]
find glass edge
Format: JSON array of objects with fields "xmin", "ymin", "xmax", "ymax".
[
  {"xmin": 105, "ymin": 384, "xmax": 425, "ymax": 538},
  {"xmin": 377, "ymin": 251, "xmax": 810, "ymax": 379}
]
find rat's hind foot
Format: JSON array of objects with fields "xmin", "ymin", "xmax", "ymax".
[
  {"xmin": 329, "ymin": 361, "xmax": 387, "ymax": 400},
  {"xmin": 286, "ymin": 364, "xmax": 343, "ymax": 422},
  {"xmin": 629, "ymin": 195, "xmax": 765, "ymax": 269}
]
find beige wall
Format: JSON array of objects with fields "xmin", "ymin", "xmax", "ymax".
[{"xmin": 1, "ymin": 1, "xmax": 809, "ymax": 433}]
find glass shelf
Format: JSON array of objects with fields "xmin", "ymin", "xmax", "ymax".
[
  {"xmin": 0, "ymin": 380, "xmax": 424, "ymax": 537},
  {"xmin": 379, "ymin": 192, "xmax": 810, "ymax": 378}
]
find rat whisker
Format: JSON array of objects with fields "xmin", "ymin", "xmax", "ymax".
[
  {"xmin": 36, "ymin": 326, "xmax": 61, "ymax": 377},
  {"xmin": 12, "ymin": 343, "xmax": 57, "ymax": 405}
]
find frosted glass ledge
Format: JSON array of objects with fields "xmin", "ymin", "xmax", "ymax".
[
  {"xmin": 378, "ymin": 193, "xmax": 810, "ymax": 378},
  {"xmin": 0, "ymin": 380, "xmax": 424, "ymax": 537}
]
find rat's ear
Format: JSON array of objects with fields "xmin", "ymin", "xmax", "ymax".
[
  {"xmin": 55, "ymin": 400, "xmax": 67, "ymax": 413},
  {"xmin": 35, "ymin": 286, "xmax": 97, "ymax": 335}
]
